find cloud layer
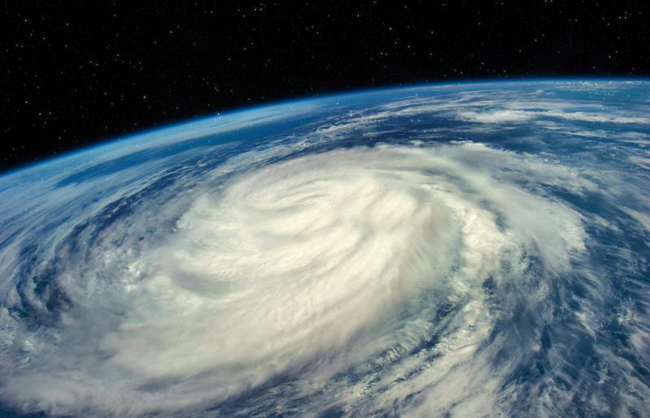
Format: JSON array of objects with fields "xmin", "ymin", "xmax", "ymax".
[{"xmin": 0, "ymin": 81, "xmax": 649, "ymax": 418}]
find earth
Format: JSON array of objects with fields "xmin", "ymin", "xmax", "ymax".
[{"xmin": 0, "ymin": 80, "xmax": 649, "ymax": 418}]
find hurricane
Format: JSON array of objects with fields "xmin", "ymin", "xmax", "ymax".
[{"xmin": 0, "ymin": 81, "xmax": 649, "ymax": 418}]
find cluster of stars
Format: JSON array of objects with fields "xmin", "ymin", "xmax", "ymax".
[{"xmin": 1, "ymin": 1, "xmax": 648, "ymax": 171}]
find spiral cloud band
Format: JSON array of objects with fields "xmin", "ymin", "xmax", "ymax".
[{"xmin": 0, "ymin": 82, "xmax": 649, "ymax": 417}]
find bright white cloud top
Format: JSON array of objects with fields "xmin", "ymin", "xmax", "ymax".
[{"xmin": 0, "ymin": 81, "xmax": 649, "ymax": 418}]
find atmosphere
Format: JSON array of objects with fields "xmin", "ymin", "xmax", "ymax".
[{"xmin": 2, "ymin": 1, "xmax": 649, "ymax": 171}]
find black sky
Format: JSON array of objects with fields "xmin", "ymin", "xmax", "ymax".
[{"xmin": 2, "ymin": 0, "xmax": 649, "ymax": 173}]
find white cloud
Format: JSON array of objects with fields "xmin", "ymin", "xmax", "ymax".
[
  {"xmin": 1, "ymin": 81, "xmax": 649, "ymax": 418},
  {"xmin": 457, "ymin": 109, "xmax": 534, "ymax": 123}
]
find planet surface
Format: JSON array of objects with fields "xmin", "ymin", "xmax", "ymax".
[{"xmin": 0, "ymin": 80, "xmax": 649, "ymax": 418}]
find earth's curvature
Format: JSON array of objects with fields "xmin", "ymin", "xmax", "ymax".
[{"xmin": 0, "ymin": 80, "xmax": 649, "ymax": 418}]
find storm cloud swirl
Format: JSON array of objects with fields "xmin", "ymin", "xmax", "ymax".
[{"xmin": 0, "ymin": 82, "xmax": 649, "ymax": 417}]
